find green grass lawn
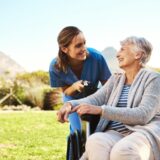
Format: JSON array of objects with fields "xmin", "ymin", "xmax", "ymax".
[{"xmin": 0, "ymin": 111, "xmax": 69, "ymax": 160}]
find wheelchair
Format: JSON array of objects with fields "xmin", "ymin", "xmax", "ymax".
[
  {"xmin": 66, "ymin": 81, "xmax": 100, "ymax": 160},
  {"xmin": 66, "ymin": 114, "xmax": 100, "ymax": 160}
]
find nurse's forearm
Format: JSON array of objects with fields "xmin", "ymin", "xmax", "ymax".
[
  {"xmin": 63, "ymin": 85, "xmax": 77, "ymax": 96},
  {"xmin": 62, "ymin": 80, "xmax": 84, "ymax": 96}
]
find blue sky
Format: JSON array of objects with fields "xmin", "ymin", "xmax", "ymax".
[{"xmin": 0, "ymin": 0, "xmax": 160, "ymax": 71}]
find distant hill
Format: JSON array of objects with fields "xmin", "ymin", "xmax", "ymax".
[
  {"xmin": 102, "ymin": 47, "xmax": 120, "ymax": 73},
  {"xmin": 0, "ymin": 51, "xmax": 25, "ymax": 79}
]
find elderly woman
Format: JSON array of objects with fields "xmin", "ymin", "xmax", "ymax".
[{"xmin": 57, "ymin": 36, "xmax": 160, "ymax": 160}]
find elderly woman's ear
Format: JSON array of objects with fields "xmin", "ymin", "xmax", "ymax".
[{"xmin": 135, "ymin": 51, "xmax": 144, "ymax": 60}]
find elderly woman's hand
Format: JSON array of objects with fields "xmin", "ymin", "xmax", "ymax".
[
  {"xmin": 72, "ymin": 103, "xmax": 102, "ymax": 116},
  {"xmin": 57, "ymin": 102, "xmax": 72, "ymax": 123}
]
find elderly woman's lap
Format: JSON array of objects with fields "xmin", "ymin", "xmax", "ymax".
[
  {"xmin": 82, "ymin": 130, "xmax": 123, "ymax": 160},
  {"xmin": 83, "ymin": 130, "xmax": 154, "ymax": 160}
]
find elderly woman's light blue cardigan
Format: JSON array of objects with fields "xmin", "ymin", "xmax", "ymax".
[{"xmin": 70, "ymin": 68, "xmax": 160, "ymax": 160}]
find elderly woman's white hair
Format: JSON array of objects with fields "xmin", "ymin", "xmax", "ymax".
[{"xmin": 121, "ymin": 36, "xmax": 153, "ymax": 65}]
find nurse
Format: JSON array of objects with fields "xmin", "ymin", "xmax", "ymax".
[{"xmin": 49, "ymin": 26, "xmax": 111, "ymax": 134}]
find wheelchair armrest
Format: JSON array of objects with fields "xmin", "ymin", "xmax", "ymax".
[
  {"xmin": 81, "ymin": 114, "xmax": 100, "ymax": 134},
  {"xmin": 80, "ymin": 114, "xmax": 93, "ymax": 121}
]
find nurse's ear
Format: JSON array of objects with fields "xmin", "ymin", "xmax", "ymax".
[{"xmin": 61, "ymin": 46, "xmax": 68, "ymax": 54}]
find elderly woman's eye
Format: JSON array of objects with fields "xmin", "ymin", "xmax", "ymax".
[{"xmin": 120, "ymin": 48, "xmax": 124, "ymax": 51}]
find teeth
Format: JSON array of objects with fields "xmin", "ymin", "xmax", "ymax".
[{"xmin": 118, "ymin": 58, "xmax": 123, "ymax": 61}]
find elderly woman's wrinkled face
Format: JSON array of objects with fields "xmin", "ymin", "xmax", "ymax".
[{"xmin": 116, "ymin": 43, "xmax": 139, "ymax": 69}]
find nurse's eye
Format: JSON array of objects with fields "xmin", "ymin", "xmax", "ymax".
[
  {"xmin": 75, "ymin": 41, "xmax": 86, "ymax": 48},
  {"xmin": 75, "ymin": 43, "xmax": 84, "ymax": 48},
  {"xmin": 76, "ymin": 43, "xmax": 82, "ymax": 48}
]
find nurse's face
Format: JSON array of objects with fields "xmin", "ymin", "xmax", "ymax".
[{"xmin": 62, "ymin": 33, "xmax": 87, "ymax": 61}]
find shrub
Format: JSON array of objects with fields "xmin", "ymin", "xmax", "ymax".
[
  {"xmin": 0, "ymin": 71, "xmax": 64, "ymax": 110},
  {"xmin": 16, "ymin": 70, "xmax": 49, "ymax": 85},
  {"xmin": 43, "ymin": 88, "xmax": 63, "ymax": 110}
]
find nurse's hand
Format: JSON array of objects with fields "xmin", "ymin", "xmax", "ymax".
[
  {"xmin": 72, "ymin": 80, "xmax": 84, "ymax": 92},
  {"xmin": 57, "ymin": 102, "xmax": 72, "ymax": 123}
]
